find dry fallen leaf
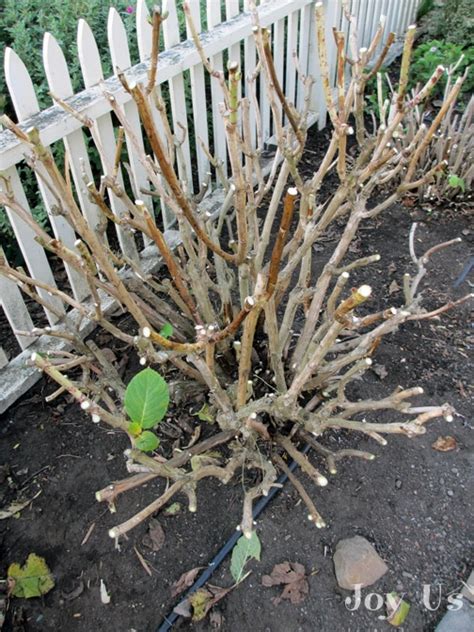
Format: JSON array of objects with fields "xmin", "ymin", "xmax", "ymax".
[
  {"xmin": 261, "ymin": 561, "xmax": 309, "ymax": 605},
  {"xmin": 171, "ymin": 567, "xmax": 204, "ymax": 599},
  {"xmin": 432, "ymin": 436, "xmax": 457, "ymax": 452},
  {"xmin": 388, "ymin": 280, "xmax": 400, "ymax": 295},
  {"xmin": 142, "ymin": 518, "xmax": 165, "ymax": 552},
  {"xmin": 0, "ymin": 490, "xmax": 42, "ymax": 520}
]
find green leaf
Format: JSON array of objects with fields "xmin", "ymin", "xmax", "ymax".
[
  {"xmin": 127, "ymin": 421, "xmax": 142, "ymax": 437},
  {"xmin": 386, "ymin": 592, "xmax": 410, "ymax": 627},
  {"xmin": 163, "ymin": 502, "xmax": 182, "ymax": 516},
  {"xmin": 230, "ymin": 531, "xmax": 261, "ymax": 584},
  {"xmin": 194, "ymin": 403, "xmax": 215, "ymax": 423},
  {"xmin": 124, "ymin": 368, "xmax": 169, "ymax": 429},
  {"xmin": 159, "ymin": 323, "xmax": 173, "ymax": 339},
  {"xmin": 8, "ymin": 553, "xmax": 54, "ymax": 599},
  {"xmin": 448, "ymin": 174, "xmax": 465, "ymax": 192},
  {"xmin": 135, "ymin": 431, "xmax": 160, "ymax": 452}
]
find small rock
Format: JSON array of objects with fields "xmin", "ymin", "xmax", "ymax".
[
  {"xmin": 395, "ymin": 479, "xmax": 402, "ymax": 490},
  {"xmin": 447, "ymin": 490, "xmax": 454, "ymax": 497},
  {"xmin": 333, "ymin": 536, "xmax": 388, "ymax": 590},
  {"xmin": 402, "ymin": 571, "xmax": 414, "ymax": 579}
]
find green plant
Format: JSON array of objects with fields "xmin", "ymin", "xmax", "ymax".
[
  {"xmin": 428, "ymin": 0, "xmax": 474, "ymax": 50},
  {"xmin": 448, "ymin": 174, "xmax": 466, "ymax": 192},
  {"xmin": 7, "ymin": 554, "xmax": 54, "ymax": 599},
  {"xmin": 124, "ymin": 367, "xmax": 169, "ymax": 452},
  {"xmin": 230, "ymin": 531, "xmax": 261, "ymax": 583},
  {"xmin": 410, "ymin": 40, "xmax": 474, "ymax": 97}
]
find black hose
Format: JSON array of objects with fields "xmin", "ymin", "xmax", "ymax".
[
  {"xmin": 453, "ymin": 256, "xmax": 473, "ymax": 288},
  {"xmin": 156, "ymin": 444, "xmax": 311, "ymax": 631}
]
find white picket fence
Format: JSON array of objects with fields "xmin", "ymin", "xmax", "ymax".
[{"xmin": 0, "ymin": 0, "xmax": 420, "ymax": 412}]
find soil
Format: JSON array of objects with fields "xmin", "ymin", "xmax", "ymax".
[{"xmin": 0, "ymin": 122, "xmax": 473, "ymax": 632}]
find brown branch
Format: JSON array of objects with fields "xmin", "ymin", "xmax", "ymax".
[
  {"xmin": 266, "ymin": 187, "xmax": 298, "ymax": 296},
  {"xmin": 273, "ymin": 453, "xmax": 326, "ymax": 527},
  {"xmin": 129, "ymin": 83, "xmax": 241, "ymax": 264},
  {"xmin": 146, "ymin": 6, "xmax": 165, "ymax": 95},
  {"xmin": 261, "ymin": 29, "xmax": 302, "ymax": 143}
]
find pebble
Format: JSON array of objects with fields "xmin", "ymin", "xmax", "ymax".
[
  {"xmin": 447, "ymin": 490, "xmax": 454, "ymax": 497},
  {"xmin": 395, "ymin": 479, "xmax": 402, "ymax": 489}
]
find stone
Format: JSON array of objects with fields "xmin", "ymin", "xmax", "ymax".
[{"xmin": 333, "ymin": 536, "xmax": 389, "ymax": 590}]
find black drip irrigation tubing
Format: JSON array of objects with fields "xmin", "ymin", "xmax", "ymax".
[
  {"xmin": 156, "ymin": 444, "xmax": 311, "ymax": 632},
  {"xmin": 453, "ymin": 256, "xmax": 473, "ymax": 289}
]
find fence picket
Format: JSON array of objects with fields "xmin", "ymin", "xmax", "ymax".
[
  {"xmin": 4, "ymin": 47, "xmax": 89, "ymax": 301},
  {"xmin": 297, "ymin": 5, "xmax": 311, "ymax": 111},
  {"xmin": 243, "ymin": 0, "xmax": 257, "ymax": 147},
  {"xmin": 135, "ymin": 0, "xmax": 173, "ymax": 228},
  {"xmin": 43, "ymin": 33, "xmax": 103, "ymax": 242},
  {"xmin": 375, "ymin": 0, "xmax": 388, "ymax": 55},
  {"xmin": 285, "ymin": 10, "xmax": 299, "ymax": 110},
  {"xmin": 273, "ymin": 17, "xmax": 285, "ymax": 126},
  {"xmin": 206, "ymin": 0, "xmax": 228, "ymax": 177},
  {"xmin": 0, "ymin": 166, "xmax": 64, "ymax": 324},
  {"xmin": 108, "ymin": 7, "xmax": 154, "ymax": 239},
  {"xmin": 365, "ymin": 0, "xmax": 377, "ymax": 46},
  {"xmin": 226, "ymin": 0, "xmax": 241, "ymax": 67},
  {"xmin": 77, "ymin": 18, "xmax": 139, "ymax": 259},
  {"xmin": 162, "ymin": 2, "xmax": 194, "ymax": 195},
  {"xmin": 0, "ymin": 252, "xmax": 35, "ymax": 350},
  {"xmin": 319, "ymin": 0, "xmax": 341, "ymax": 128},
  {"xmin": 186, "ymin": 0, "xmax": 210, "ymax": 187}
]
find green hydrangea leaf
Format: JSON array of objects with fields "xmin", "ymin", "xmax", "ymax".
[
  {"xmin": 159, "ymin": 323, "xmax": 173, "ymax": 339},
  {"xmin": 128, "ymin": 421, "xmax": 142, "ymax": 437},
  {"xmin": 135, "ymin": 430, "xmax": 160, "ymax": 452},
  {"xmin": 448, "ymin": 174, "xmax": 465, "ymax": 192},
  {"xmin": 124, "ymin": 368, "xmax": 169, "ymax": 429},
  {"xmin": 8, "ymin": 553, "xmax": 54, "ymax": 599},
  {"xmin": 230, "ymin": 531, "xmax": 261, "ymax": 583}
]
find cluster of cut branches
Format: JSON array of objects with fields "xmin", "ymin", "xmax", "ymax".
[
  {"xmin": 0, "ymin": 1, "xmax": 471, "ymax": 540},
  {"xmin": 371, "ymin": 54, "xmax": 473, "ymax": 200}
]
